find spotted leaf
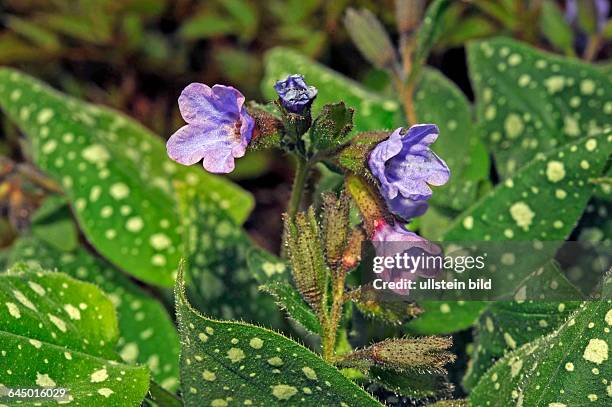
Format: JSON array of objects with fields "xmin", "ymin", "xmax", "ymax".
[
  {"xmin": 176, "ymin": 181, "xmax": 280, "ymax": 325},
  {"xmin": 0, "ymin": 263, "xmax": 149, "ymax": 405},
  {"xmin": 259, "ymin": 282, "xmax": 322, "ymax": 335},
  {"xmin": 468, "ymin": 37, "xmax": 612, "ymax": 177},
  {"xmin": 247, "ymin": 248, "xmax": 289, "ymax": 284},
  {"xmin": 412, "ymin": 130, "xmax": 611, "ymax": 334},
  {"xmin": 174, "ymin": 263, "xmax": 382, "ymax": 406},
  {"xmin": 0, "ymin": 68, "xmax": 253, "ymax": 287},
  {"xmin": 8, "ymin": 236, "xmax": 180, "ymax": 391},
  {"xmin": 444, "ymin": 130, "xmax": 611, "ymax": 243},
  {"xmin": 469, "ymin": 298, "xmax": 612, "ymax": 406},
  {"xmin": 415, "ymin": 68, "xmax": 489, "ymax": 211},
  {"xmin": 262, "ymin": 47, "xmax": 403, "ymax": 133},
  {"xmin": 463, "ymin": 261, "xmax": 581, "ymax": 390}
]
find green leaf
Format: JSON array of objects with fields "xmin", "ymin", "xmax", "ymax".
[
  {"xmin": 7, "ymin": 237, "xmax": 181, "ymax": 391},
  {"xmin": 179, "ymin": 14, "xmax": 237, "ymax": 40},
  {"xmin": 259, "ymin": 281, "xmax": 322, "ymax": 335},
  {"xmin": 0, "ymin": 263, "xmax": 149, "ymax": 405},
  {"xmin": 247, "ymin": 248, "xmax": 290, "ymax": 283},
  {"xmin": 368, "ymin": 367, "xmax": 453, "ymax": 400},
  {"xmin": 310, "ymin": 102, "xmax": 354, "ymax": 153},
  {"xmin": 262, "ymin": 47, "xmax": 404, "ymax": 133},
  {"xmin": 0, "ymin": 68, "xmax": 253, "ymax": 287},
  {"xmin": 6, "ymin": 16, "xmax": 61, "ymax": 51},
  {"xmin": 343, "ymin": 8, "xmax": 399, "ymax": 72},
  {"xmin": 414, "ymin": 132, "xmax": 607, "ymax": 335},
  {"xmin": 469, "ymin": 299, "xmax": 612, "ymax": 406},
  {"xmin": 412, "ymin": 0, "xmax": 451, "ymax": 71},
  {"xmin": 30, "ymin": 195, "xmax": 79, "ymax": 252},
  {"xmin": 444, "ymin": 130, "xmax": 611, "ymax": 242},
  {"xmin": 405, "ymin": 301, "xmax": 487, "ymax": 335},
  {"xmin": 468, "ymin": 37, "xmax": 611, "ymax": 177},
  {"xmin": 175, "ymin": 181, "xmax": 279, "ymax": 324},
  {"xmin": 463, "ymin": 262, "xmax": 582, "ymax": 391},
  {"xmin": 174, "ymin": 263, "xmax": 383, "ymax": 406},
  {"xmin": 415, "ymin": 68, "xmax": 489, "ymax": 210},
  {"xmin": 540, "ymin": 0, "xmax": 575, "ymax": 56}
]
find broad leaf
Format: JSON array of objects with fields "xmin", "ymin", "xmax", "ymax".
[
  {"xmin": 259, "ymin": 281, "xmax": 322, "ymax": 335},
  {"xmin": 444, "ymin": 130, "xmax": 611, "ymax": 242},
  {"xmin": 412, "ymin": 130, "xmax": 610, "ymax": 334},
  {"xmin": 8, "ymin": 237, "xmax": 180, "ymax": 390},
  {"xmin": 262, "ymin": 47, "xmax": 404, "ymax": 133},
  {"xmin": 0, "ymin": 68, "xmax": 253, "ymax": 287},
  {"xmin": 174, "ymin": 263, "xmax": 383, "ymax": 406},
  {"xmin": 468, "ymin": 37, "xmax": 612, "ymax": 177},
  {"xmin": 469, "ymin": 299, "xmax": 612, "ymax": 406},
  {"xmin": 0, "ymin": 263, "xmax": 149, "ymax": 405},
  {"xmin": 463, "ymin": 261, "xmax": 582, "ymax": 390},
  {"xmin": 176, "ymin": 181, "xmax": 280, "ymax": 325},
  {"xmin": 415, "ymin": 68, "xmax": 489, "ymax": 210}
]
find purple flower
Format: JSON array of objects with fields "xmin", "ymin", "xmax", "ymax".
[
  {"xmin": 566, "ymin": 0, "xmax": 610, "ymax": 32},
  {"xmin": 274, "ymin": 74, "xmax": 318, "ymax": 114},
  {"xmin": 371, "ymin": 220, "xmax": 441, "ymax": 295},
  {"xmin": 368, "ymin": 125, "xmax": 450, "ymax": 221},
  {"xmin": 166, "ymin": 83, "xmax": 254, "ymax": 174}
]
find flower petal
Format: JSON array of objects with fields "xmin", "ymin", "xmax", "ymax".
[
  {"xmin": 166, "ymin": 123, "xmax": 233, "ymax": 166},
  {"xmin": 178, "ymin": 83, "xmax": 239, "ymax": 125},
  {"xmin": 201, "ymin": 146, "xmax": 236, "ymax": 174}
]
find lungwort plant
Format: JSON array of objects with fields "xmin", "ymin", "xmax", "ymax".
[{"xmin": 0, "ymin": 1, "xmax": 611, "ymax": 406}]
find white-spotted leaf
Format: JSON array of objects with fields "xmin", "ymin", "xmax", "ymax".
[
  {"xmin": 0, "ymin": 68, "xmax": 253, "ymax": 287},
  {"xmin": 0, "ymin": 263, "xmax": 149, "ymax": 405},
  {"xmin": 468, "ymin": 37, "xmax": 612, "ymax": 177},
  {"xmin": 174, "ymin": 263, "xmax": 382, "ymax": 406},
  {"xmin": 8, "ymin": 237, "xmax": 180, "ymax": 391},
  {"xmin": 469, "ymin": 299, "xmax": 612, "ymax": 406}
]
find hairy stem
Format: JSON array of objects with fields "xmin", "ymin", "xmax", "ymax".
[
  {"xmin": 321, "ymin": 269, "xmax": 347, "ymax": 363},
  {"xmin": 146, "ymin": 380, "xmax": 182, "ymax": 407},
  {"xmin": 287, "ymin": 158, "xmax": 309, "ymax": 220}
]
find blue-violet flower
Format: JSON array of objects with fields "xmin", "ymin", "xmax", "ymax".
[
  {"xmin": 166, "ymin": 83, "xmax": 254, "ymax": 174},
  {"xmin": 368, "ymin": 124, "xmax": 450, "ymax": 221},
  {"xmin": 274, "ymin": 74, "xmax": 318, "ymax": 114}
]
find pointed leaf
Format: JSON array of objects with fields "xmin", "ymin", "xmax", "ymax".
[
  {"xmin": 259, "ymin": 281, "xmax": 322, "ymax": 335},
  {"xmin": 463, "ymin": 261, "xmax": 582, "ymax": 390},
  {"xmin": 174, "ymin": 263, "xmax": 383, "ymax": 406},
  {"xmin": 469, "ymin": 299, "xmax": 612, "ymax": 406}
]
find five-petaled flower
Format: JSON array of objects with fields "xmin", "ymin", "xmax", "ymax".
[
  {"xmin": 368, "ymin": 124, "xmax": 450, "ymax": 221},
  {"xmin": 167, "ymin": 83, "xmax": 254, "ymax": 174},
  {"xmin": 274, "ymin": 74, "xmax": 318, "ymax": 114}
]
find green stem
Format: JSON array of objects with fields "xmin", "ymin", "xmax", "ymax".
[
  {"xmin": 146, "ymin": 380, "xmax": 182, "ymax": 407},
  {"xmin": 321, "ymin": 269, "xmax": 347, "ymax": 363},
  {"xmin": 287, "ymin": 158, "xmax": 309, "ymax": 220}
]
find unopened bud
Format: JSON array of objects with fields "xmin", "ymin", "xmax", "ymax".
[
  {"xmin": 344, "ymin": 8, "xmax": 400, "ymax": 72},
  {"xmin": 341, "ymin": 336, "xmax": 456, "ymax": 374}
]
